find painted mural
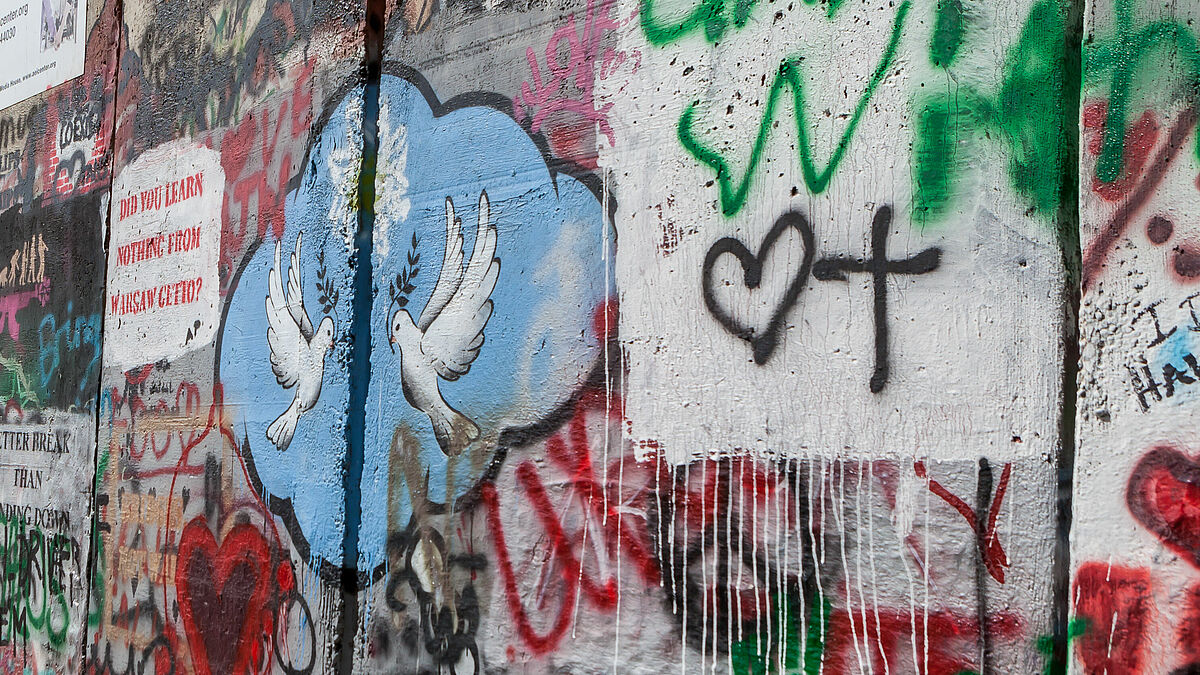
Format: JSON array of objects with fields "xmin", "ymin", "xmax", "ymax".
[
  {"xmin": 8, "ymin": 0, "xmax": 1200, "ymax": 671},
  {"xmin": 86, "ymin": 0, "xmax": 366, "ymax": 673}
]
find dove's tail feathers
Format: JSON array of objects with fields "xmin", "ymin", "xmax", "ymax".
[
  {"xmin": 430, "ymin": 405, "xmax": 480, "ymax": 456},
  {"xmin": 266, "ymin": 399, "xmax": 301, "ymax": 451}
]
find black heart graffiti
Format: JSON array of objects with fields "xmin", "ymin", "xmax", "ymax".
[{"xmin": 701, "ymin": 211, "xmax": 815, "ymax": 365}]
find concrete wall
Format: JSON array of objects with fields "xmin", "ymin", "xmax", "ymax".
[
  {"xmin": 1072, "ymin": 0, "xmax": 1200, "ymax": 672},
  {"xmin": 0, "ymin": 0, "xmax": 1187, "ymax": 672}
]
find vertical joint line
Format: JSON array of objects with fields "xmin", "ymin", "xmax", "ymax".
[
  {"xmin": 339, "ymin": 0, "xmax": 385, "ymax": 669},
  {"xmin": 1051, "ymin": 0, "xmax": 1084, "ymax": 670},
  {"xmin": 81, "ymin": 1, "xmax": 127, "ymax": 667}
]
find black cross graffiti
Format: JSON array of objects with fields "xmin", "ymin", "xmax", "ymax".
[
  {"xmin": 813, "ymin": 206, "xmax": 941, "ymax": 392},
  {"xmin": 702, "ymin": 205, "xmax": 942, "ymax": 392},
  {"xmin": 816, "ymin": 207, "xmax": 945, "ymax": 391}
]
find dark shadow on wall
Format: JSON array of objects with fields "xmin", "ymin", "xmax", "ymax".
[
  {"xmin": 337, "ymin": 0, "xmax": 385, "ymax": 667},
  {"xmin": 1050, "ymin": 0, "xmax": 1083, "ymax": 670}
]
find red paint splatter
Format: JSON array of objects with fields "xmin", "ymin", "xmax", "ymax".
[
  {"xmin": 1073, "ymin": 562, "xmax": 1153, "ymax": 675},
  {"xmin": 1175, "ymin": 243, "xmax": 1200, "ymax": 281},
  {"xmin": 824, "ymin": 607, "xmax": 1023, "ymax": 675},
  {"xmin": 591, "ymin": 298, "xmax": 617, "ymax": 344}
]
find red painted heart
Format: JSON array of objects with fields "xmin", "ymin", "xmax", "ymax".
[
  {"xmin": 1127, "ymin": 445, "xmax": 1200, "ymax": 570},
  {"xmin": 176, "ymin": 518, "xmax": 272, "ymax": 675}
]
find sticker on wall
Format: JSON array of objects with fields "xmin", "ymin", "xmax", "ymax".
[
  {"xmin": 106, "ymin": 141, "xmax": 222, "ymax": 370},
  {"xmin": 0, "ymin": 0, "xmax": 86, "ymax": 110}
]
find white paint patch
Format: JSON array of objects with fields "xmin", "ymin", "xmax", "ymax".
[
  {"xmin": 106, "ymin": 141, "xmax": 222, "ymax": 370},
  {"xmin": 327, "ymin": 93, "xmax": 364, "ymax": 253},
  {"xmin": 600, "ymin": 0, "xmax": 1065, "ymax": 464},
  {"xmin": 374, "ymin": 98, "xmax": 411, "ymax": 262}
]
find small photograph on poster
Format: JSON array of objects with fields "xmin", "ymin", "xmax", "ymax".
[
  {"xmin": 40, "ymin": 0, "xmax": 77, "ymax": 52},
  {"xmin": 0, "ymin": 0, "xmax": 86, "ymax": 110}
]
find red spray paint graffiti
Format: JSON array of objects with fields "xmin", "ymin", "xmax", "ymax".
[
  {"xmin": 914, "ymin": 460, "xmax": 1012, "ymax": 583},
  {"xmin": 176, "ymin": 519, "xmax": 273, "ymax": 675},
  {"xmin": 1073, "ymin": 562, "xmax": 1154, "ymax": 675},
  {"xmin": 824, "ymin": 607, "xmax": 1024, "ymax": 675},
  {"xmin": 1081, "ymin": 101, "xmax": 1200, "ymax": 290},
  {"xmin": 1127, "ymin": 445, "xmax": 1200, "ymax": 570},
  {"xmin": 1083, "ymin": 102, "xmax": 1161, "ymax": 203},
  {"xmin": 217, "ymin": 61, "xmax": 315, "ymax": 289},
  {"xmin": 482, "ymin": 386, "xmax": 663, "ymax": 655}
]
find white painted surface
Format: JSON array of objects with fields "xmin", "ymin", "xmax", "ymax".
[
  {"xmin": 603, "ymin": 0, "xmax": 1067, "ymax": 464},
  {"xmin": 106, "ymin": 141, "xmax": 222, "ymax": 370}
]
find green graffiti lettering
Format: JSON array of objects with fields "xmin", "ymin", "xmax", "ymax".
[
  {"xmin": 676, "ymin": 0, "xmax": 909, "ymax": 217},
  {"xmin": 1087, "ymin": 0, "xmax": 1200, "ymax": 184},
  {"xmin": 0, "ymin": 510, "xmax": 76, "ymax": 650}
]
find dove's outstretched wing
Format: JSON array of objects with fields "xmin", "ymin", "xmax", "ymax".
[
  {"xmin": 286, "ymin": 232, "xmax": 314, "ymax": 340},
  {"xmin": 421, "ymin": 191, "xmax": 499, "ymax": 381},
  {"xmin": 266, "ymin": 237, "xmax": 308, "ymax": 388},
  {"xmin": 417, "ymin": 197, "xmax": 466, "ymax": 331}
]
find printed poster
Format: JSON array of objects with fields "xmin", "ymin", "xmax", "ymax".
[{"xmin": 0, "ymin": 0, "xmax": 86, "ymax": 109}]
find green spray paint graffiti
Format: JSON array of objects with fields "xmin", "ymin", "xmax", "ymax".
[
  {"xmin": 0, "ymin": 357, "xmax": 38, "ymax": 411},
  {"xmin": 1036, "ymin": 617, "xmax": 1087, "ymax": 675},
  {"xmin": 730, "ymin": 593, "xmax": 831, "ymax": 675},
  {"xmin": 86, "ymin": 445, "xmax": 108, "ymax": 630},
  {"xmin": 640, "ymin": 0, "xmax": 847, "ymax": 44},
  {"xmin": 640, "ymin": 0, "xmax": 757, "ymax": 45},
  {"xmin": 1086, "ymin": 0, "xmax": 1200, "ymax": 184},
  {"xmin": 0, "ymin": 510, "xmax": 77, "ymax": 649},
  {"xmin": 912, "ymin": 0, "xmax": 1075, "ymax": 225},
  {"xmin": 929, "ymin": 0, "xmax": 965, "ymax": 67},
  {"xmin": 672, "ymin": 1, "xmax": 910, "ymax": 218}
]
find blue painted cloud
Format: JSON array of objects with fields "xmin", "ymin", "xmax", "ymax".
[
  {"xmin": 219, "ymin": 87, "xmax": 362, "ymax": 567},
  {"xmin": 359, "ymin": 73, "xmax": 613, "ymax": 570}
]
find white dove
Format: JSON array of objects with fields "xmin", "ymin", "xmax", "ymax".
[
  {"xmin": 265, "ymin": 232, "xmax": 335, "ymax": 451},
  {"xmin": 390, "ymin": 191, "xmax": 500, "ymax": 456}
]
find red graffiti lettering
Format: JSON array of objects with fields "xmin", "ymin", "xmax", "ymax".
[
  {"xmin": 218, "ymin": 62, "xmax": 314, "ymax": 288},
  {"xmin": 482, "ymin": 387, "xmax": 663, "ymax": 655}
]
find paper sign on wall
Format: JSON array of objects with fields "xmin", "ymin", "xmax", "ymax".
[
  {"xmin": 106, "ymin": 141, "xmax": 222, "ymax": 369},
  {"xmin": 0, "ymin": 0, "xmax": 85, "ymax": 110}
]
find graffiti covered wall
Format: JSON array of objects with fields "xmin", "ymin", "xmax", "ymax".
[
  {"xmin": 6, "ymin": 0, "xmax": 1200, "ymax": 671},
  {"xmin": 0, "ymin": 0, "xmax": 119, "ymax": 669},
  {"xmin": 91, "ymin": 0, "xmax": 367, "ymax": 672},
  {"xmin": 353, "ymin": 0, "xmax": 1076, "ymax": 672},
  {"xmin": 1072, "ymin": 0, "xmax": 1200, "ymax": 672}
]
